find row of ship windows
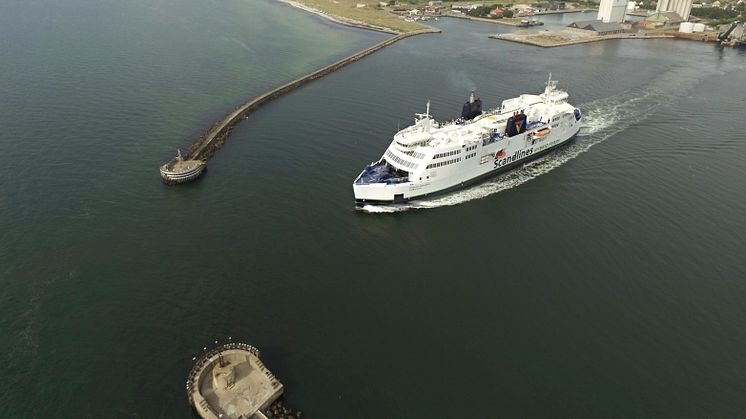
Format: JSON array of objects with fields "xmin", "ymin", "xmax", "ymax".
[
  {"xmin": 427, "ymin": 158, "xmax": 461, "ymax": 169},
  {"xmin": 399, "ymin": 148, "xmax": 426, "ymax": 160},
  {"xmin": 396, "ymin": 141, "xmax": 425, "ymax": 148},
  {"xmin": 465, "ymin": 145, "xmax": 478, "ymax": 152},
  {"xmin": 385, "ymin": 149, "xmax": 417, "ymax": 169},
  {"xmin": 434, "ymin": 150, "xmax": 460, "ymax": 159},
  {"xmin": 464, "ymin": 152, "xmax": 477, "ymax": 159}
]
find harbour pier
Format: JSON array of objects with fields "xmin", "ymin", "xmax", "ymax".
[
  {"xmin": 490, "ymin": 31, "xmax": 672, "ymax": 48},
  {"xmin": 161, "ymin": 28, "xmax": 440, "ymax": 183}
]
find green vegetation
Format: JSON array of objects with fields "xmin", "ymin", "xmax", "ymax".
[
  {"xmin": 690, "ymin": 6, "xmax": 738, "ymax": 19},
  {"xmin": 638, "ymin": 0, "xmax": 655, "ymax": 10},
  {"xmin": 571, "ymin": 0, "xmax": 599, "ymax": 8},
  {"xmin": 690, "ymin": 4, "xmax": 744, "ymax": 24},
  {"xmin": 293, "ymin": 0, "xmax": 427, "ymax": 33},
  {"xmin": 465, "ymin": 3, "xmax": 513, "ymax": 18},
  {"xmin": 466, "ymin": 5, "xmax": 496, "ymax": 17}
]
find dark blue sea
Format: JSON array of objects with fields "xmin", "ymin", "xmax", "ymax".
[{"xmin": 1, "ymin": 1, "xmax": 745, "ymax": 417}]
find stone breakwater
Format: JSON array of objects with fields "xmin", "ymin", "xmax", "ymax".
[
  {"xmin": 167, "ymin": 29, "xmax": 440, "ymax": 170},
  {"xmin": 264, "ymin": 399, "xmax": 302, "ymax": 419}
]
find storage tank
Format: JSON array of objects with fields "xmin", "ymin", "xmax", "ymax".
[
  {"xmin": 693, "ymin": 23, "xmax": 706, "ymax": 32},
  {"xmin": 679, "ymin": 22, "xmax": 694, "ymax": 33}
]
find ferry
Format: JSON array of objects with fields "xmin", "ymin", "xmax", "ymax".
[{"xmin": 353, "ymin": 75, "xmax": 582, "ymax": 205}]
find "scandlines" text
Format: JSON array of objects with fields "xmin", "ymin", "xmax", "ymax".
[{"xmin": 494, "ymin": 148, "xmax": 534, "ymax": 169}]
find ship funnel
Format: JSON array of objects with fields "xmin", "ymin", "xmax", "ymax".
[{"xmin": 461, "ymin": 91, "xmax": 483, "ymax": 121}]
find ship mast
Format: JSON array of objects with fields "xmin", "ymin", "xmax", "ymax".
[{"xmin": 415, "ymin": 100, "xmax": 432, "ymax": 132}]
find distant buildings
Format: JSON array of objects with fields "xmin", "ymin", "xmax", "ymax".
[
  {"xmin": 656, "ymin": 0, "xmax": 693, "ymax": 21},
  {"xmin": 490, "ymin": 7, "xmax": 504, "ymax": 17},
  {"xmin": 638, "ymin": 10, "xmax": 684, "ymax": 28},
  {"xmin": 450, "ymin": 3, "xmax": 483, "ymax": 12},
  {"xmin": 597, "ymin": 0, "xmax": 628, "ymax": 22}
]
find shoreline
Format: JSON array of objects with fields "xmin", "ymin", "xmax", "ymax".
[
  {"xmin": 278, "ymin": 0, "xmax": 405, "ymax": 34},
  {"xmin": 534, "ymin": 8, "xmax": 598, "ymax": 15},
  {"xmin": 442, "ymin": 14, "xmax": 522, "ymax": 26}
]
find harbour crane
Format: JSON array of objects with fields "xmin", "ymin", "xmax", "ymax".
[{"xmin": 717, "ymin": 21, "xmax": 740, "ymax": 46}]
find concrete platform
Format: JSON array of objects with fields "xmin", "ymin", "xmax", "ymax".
[
  {"xmin": 159, "ymin": 149, "xmax": 206, "ymax": 184},
  {"xmin": 187, "ymin": 343, "xmax": 283, "ymax": 419},
  {"xmin": 491, "ymin": 30, "xmax": 671, "ymax": 48}
]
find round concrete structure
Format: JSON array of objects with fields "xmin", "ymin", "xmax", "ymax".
[
  {"xmin": 187, "ymin": 343, "xmax": 283, "ymax": 419},
  {"xmin": 160, "ymin": 149, "xmax": 205, "ymax": 184}
]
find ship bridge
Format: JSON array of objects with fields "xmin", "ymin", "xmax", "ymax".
[{"xmin": 540, "ymin": 74, "xmax": 569, "ymax": 104}]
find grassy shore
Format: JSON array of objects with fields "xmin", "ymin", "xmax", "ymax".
[
  {"xmin": 447, "ymin": 14, "xmax": 524, "ymax": 26},
  {"xmin": 288, "ymin": 0, "xmax": 429, "ymax": 33}
]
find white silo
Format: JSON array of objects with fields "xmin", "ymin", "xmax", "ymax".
[
  {"xmin": 679, "ymin": 22, "xmax": 694, "ymax": 33},
  {"xmin": 598, "ymin": 0, "xmax": 627, "ymax": 23}
]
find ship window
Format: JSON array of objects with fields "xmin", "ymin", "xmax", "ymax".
[
  {"xmin": 386, "ymin": 149, "xmax": 417, "ymax": 169},
  {"xmin": 433, "ymin": 149, "xmax": 463, "ymax": 159},
  {"xmin": 426, "ymin": 157, "xmax": 462, "ymax": 169}
]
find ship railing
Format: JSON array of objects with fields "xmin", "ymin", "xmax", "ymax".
[
  {"xmin": 356, "ymin": 176, "xmax": 409, "ymax": 185},
  {"xmin": 482, "ymin": 131, "xmax": 505, "ymax": 146},
  {"xmin": 527, "ymin": 121, "xmax": 549, "ymax": 130},
  {"xmin": 385, "ymin": 177, "xmax": 409, "ymax": 184}
]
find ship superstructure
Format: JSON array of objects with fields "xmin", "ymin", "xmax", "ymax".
[{"xmin": 353, "ymin": 75, "xmax": 582, "ymax": 205}]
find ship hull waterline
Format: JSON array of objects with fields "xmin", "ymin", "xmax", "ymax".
[{"xmin": 354, "ymin": 134, "xmax": 577, "ymax": 206}]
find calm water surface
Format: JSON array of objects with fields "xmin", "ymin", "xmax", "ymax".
[{"xmin": 1, "ymin": 0, "xmax": 746, "ymax": 417}]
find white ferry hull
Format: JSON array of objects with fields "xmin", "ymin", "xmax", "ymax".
[
  {"xmin": 353, "ymin": 77, "xmax": 581, "ymax": 206},
  {"xmin": 354, "ymin": 126, "xmax": 579, "ymax": 205}
]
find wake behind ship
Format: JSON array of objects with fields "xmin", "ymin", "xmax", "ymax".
[{"xmin": 353, "ymin": 76, "xmax": 582, "ymax": 205}]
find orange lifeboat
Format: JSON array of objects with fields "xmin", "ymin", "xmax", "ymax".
[{"xmin": 534, "ymin": 127, "xmax": 550, "ymax": 137}]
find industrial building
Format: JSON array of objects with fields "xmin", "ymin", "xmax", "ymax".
[
  {"xmin": 597, "ymin": 0, "xmax": 628, "ymax": 23},
  {"xmin": 567, "ymin": 20, "xmax": 626, "ymax": 35},
  {"xmin": 656, "ymin": 0, "xmax": 693, "ymax": 21}
]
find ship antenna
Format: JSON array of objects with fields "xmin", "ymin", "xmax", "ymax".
[
  {"xmin": 547, "ymin": 72, "xmax": 552, "ymax": 87},
  {"xmin": 426, "ymin": 100, "xmax": 430, "ymax": 119}
]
